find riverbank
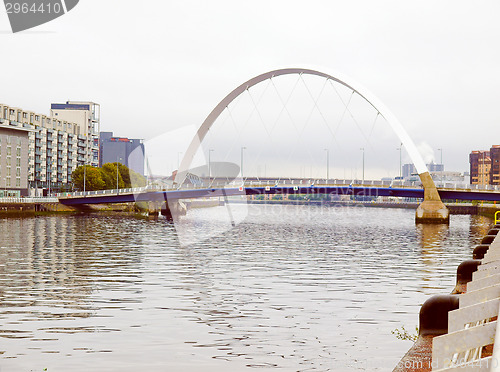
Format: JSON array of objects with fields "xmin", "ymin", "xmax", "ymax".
[{"xmin": 0, "ymin": 201, "xmax": 138, "ymax": 218}]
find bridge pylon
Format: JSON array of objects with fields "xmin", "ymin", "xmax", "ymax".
[{"xmin": 416, "ymin": 172, "xmax": 449, "ymax": 224}]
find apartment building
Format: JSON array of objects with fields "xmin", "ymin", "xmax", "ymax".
[
  {"xmin": 490, "ymin": 145, "xmax": 500, "ymax": 185},
  {"xmin": 0, "ymin": 102, "xmax": 98, "ymax": 195},
  {"xmin": 469, "ymin": 147, "xmax": 500, "ymax": 186},
  {"xmin": 51, "ymin": 101, "xmax": 100, "ymax": 167},
  {"xmin": 0, "ymin": 126, "xmax": 30, "ymax": 197}
]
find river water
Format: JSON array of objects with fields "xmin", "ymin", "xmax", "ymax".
[{"xmin": 0, "ymin": 204, "xmax": 493, "ymax": 371}]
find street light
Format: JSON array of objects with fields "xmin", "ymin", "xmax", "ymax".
[
  {"xmin": 396, "ymin": 143, "xmax": 402, "ymax": 180},
  {"xmin": 116, "ymin": 157, "xmax": 123, "ymax": 193},
  {"xmin": 241, "ymin": 146, "xmax": 246, "ymax": 179},
  {"xmin": 208, "ymin": 149, "xmax": 214, "ymax": 179},
  {"xmin": 360, "ymin": 148, "xmax": 365, "ymax": 184},
  {"xmin": 438, "ymin": 148, "xmax": 443, "ymax": 183},
  {"xmin": 324, "ymin": 149, "xmax": 329, "ymax": 182}
]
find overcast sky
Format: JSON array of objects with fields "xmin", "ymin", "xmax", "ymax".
[{"xmin": 1, "ymin": 1, "xmax": 499, "ymax": 176}]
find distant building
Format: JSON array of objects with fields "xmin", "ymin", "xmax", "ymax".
[
  {"xmin": 0, "ymin": 126, "xmax": 30, "ymax": 196},
  {"xmin": 99, "ymin": 132, "xmax": 144, "ymax": 175},
  {"xmin": 470, "ymin": 146, "xmax": 500, "ymax": 185},
  {"xmin": 402, "ymin": 162, "xmax": 444, "ymax": 179},
  {"xmin": 427, "ymin": 162, "xmax": 444, "ymax": 172},
  {"xmin": 402, "ymin": 163, "xmax": 417, "ymax": 178},
  {"xmin": 0, "ymin": 102, "xmax": 97, "ymax": 195},
  {"xmin": 50, "ymin": 101, "xmax": 100, "ymax": 167},
  {"xmin": 490, "ymin": 145, "xmax": 500, "ymax": 185}
]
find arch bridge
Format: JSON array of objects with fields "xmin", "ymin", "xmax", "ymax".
[{"xmin": 62, "ymin": 68, "xmax": 454, "ymax": 223}]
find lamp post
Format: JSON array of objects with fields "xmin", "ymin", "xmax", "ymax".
[
  {"xmin": 208, "ymin": 149, "xmax": 214, "ymax": 179},
  {"xmin": 83, "ymin": 163, "xmax": 86, "ymax": 193},
  {"xmin": 438, "ymin": 148, "xmax": 443, "ymax": 183},
  {"xmin": 324, "ymin": 149, "xmax": 329, "ymax": 182},
  {"xmin": 241, "ymin": 146, "xmax": 246, "ymax": 179},
  {"xmin": 116, "ymin": 157, "xmax": 122, "ymax": 193},
  {"xmin": 397, "ymin": 143, "xmax": 402, "ymax": 180},
  {"xmin": 360, "ymin": 147, "xmax": 365, "ymax": 184}
]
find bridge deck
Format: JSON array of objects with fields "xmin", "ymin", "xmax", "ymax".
[{"xmin": 57, "ymin": 181, "xmax": 500, "ymax": 206}]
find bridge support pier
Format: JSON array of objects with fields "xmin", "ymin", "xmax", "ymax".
[
  {"xmin": 147, "ymin": 201, "xmax": 161, "ymax": 217},
  {"xmin": 160, "ymin": 200, "xmax": 187, "ymax": 220},
  {"xmin": 416, "ymin": 172, "xmax": 449, "ymax": 224}
]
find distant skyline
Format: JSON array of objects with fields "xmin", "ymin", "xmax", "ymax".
[{"xmin": 1, "ymin": 1, "xmax": 499, "ymax": 175}]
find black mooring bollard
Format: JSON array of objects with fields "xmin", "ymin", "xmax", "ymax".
[
  {"xmin": 487, "ymin": 228, "xmax": 500, "ymax": 236},
  {"xmin": 481, "ymin": 235, "xmax": 497, "ymax": 245},
  {"xmin": 456, "ymin": 259, "xmax": 482, "ymax": 287},
  {"xmin": 419, "ymin": 294, "xmax": 459, "ymax": 336},
  {"xmin": 473, "ymin": 245, "xmax": 490, "ymax": 260}
]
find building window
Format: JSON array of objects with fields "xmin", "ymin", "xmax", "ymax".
[
  {"xmin": 6, "ymin": 147, "xmax": 11, "ymax": 156},
  {"xmin": 16, "ymin": 168, "xmax": 20, "ymax": 177},
  {"xmin": 16, "ymin": 178, "xmax": 20, "ymax": 187},
  {"xmin": 6, "ymin": 177, "xmax": 10, "ymax": 187},
  {"xmin": 22, "ymin": 113, "xmax": 27, "ymax": 119},
  {"xmin": 16, "ymin": 158, "xmax": 20, "ymax": 166},
  {"xmin": 6, "ymin": 136, "xmax": 11, "ymax": 144},
  {"xmin": 16, "ymin": 148, "xmax": 21, "ymax": 156}
]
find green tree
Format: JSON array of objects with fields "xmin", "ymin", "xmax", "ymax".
[
  {"xmin": 101, "ymin": 162, "xmax": 125, "ymax": 189},
  {"xmin": 72, "ymin": 163, "xmax": 147, "ymax": 191},
  {"xmin": 129, "ymin": 168, "xmax": 146, "ymax": 188},
  {"xmin": 72, "ymin": 165, "xmax": 105, "ymax": 191}
]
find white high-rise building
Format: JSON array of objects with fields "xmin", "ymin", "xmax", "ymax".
[{"xmin": 0, "ymin": 102, "xmax": 99, "ymax": 194}]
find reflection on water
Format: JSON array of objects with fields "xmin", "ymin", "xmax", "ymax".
[{"xmin": 0, "ymin": 206, "xmax": 493, "ymax": 371}]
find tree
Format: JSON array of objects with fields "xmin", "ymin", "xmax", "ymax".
[
  {"xmin": 72, "ymin": 165, "xmax": 105, "ymax": 191},
  {"xmin": 102, "ymin": 162, "xmax": 125, "ymax": 189},
  {"xmin": 72, "ymin": 163, "xmax": 147, "ymax": 191}
]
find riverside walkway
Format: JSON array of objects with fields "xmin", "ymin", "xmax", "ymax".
[
  {"xmin": 395, "ymin": 222, "xmax": 500, "ymax": 371},
  {"xmin": 431, "ymin": 226, "xmax": 500, "ymax": 371}
]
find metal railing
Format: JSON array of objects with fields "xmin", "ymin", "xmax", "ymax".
[{"xmin": 0, "ymin": 197, "xmax": 59, "ymax": 203}]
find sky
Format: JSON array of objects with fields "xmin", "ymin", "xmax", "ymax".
[{"xmin": 1, "ymin": 1, "xmax": 500, "ymax": 177}]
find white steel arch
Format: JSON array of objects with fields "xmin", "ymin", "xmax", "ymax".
[{"xmin": 175, "ymin": 67, "xmax": 428, "ymax": 184}]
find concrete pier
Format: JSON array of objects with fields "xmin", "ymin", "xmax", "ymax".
[{"xmin": 415, "ymin": 172, "xmax": 449, "ymax": 224}]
